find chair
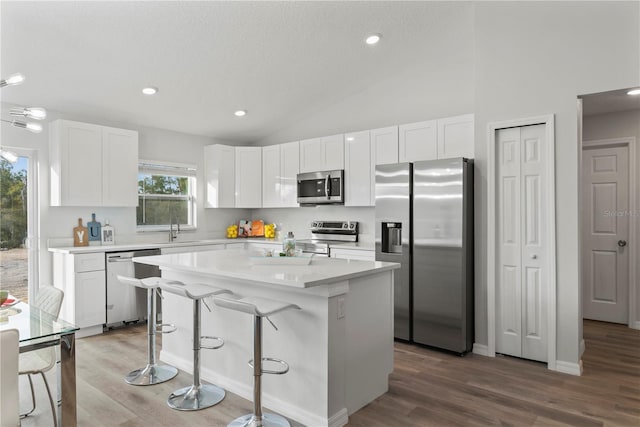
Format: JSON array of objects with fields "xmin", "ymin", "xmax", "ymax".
[
  {"xmin": 117, "ymin": 275, "xmax": 178, "ymax": 386},
  {"xmin": 19, "ymin": 285, "xmax": 64, "ymax": 427},
  {"xmin": 151, "ymin": 277, "xmax": 232, "ymax": 411},
  {"xmin": 1, "ymin": 328, "xmax": 20, "ymax": 427},
  {"xmin": 213, "ymin": 294, "xmax": 300, "ymax": 427}
]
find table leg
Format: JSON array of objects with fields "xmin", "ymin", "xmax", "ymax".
[{"xmin": 60, "ymin": 333, "xmax": 77, "ymax": 427}]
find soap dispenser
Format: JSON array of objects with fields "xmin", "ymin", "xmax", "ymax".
[{"xmin": 283, "ymin": 231, "xmax": 296, "ymax": 257}]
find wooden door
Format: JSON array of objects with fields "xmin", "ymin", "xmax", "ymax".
[
  {"xmin": 582, "ymin": 145, "xmax": 629, "ymax": 324},
  {"xmin": 496, "ymin": 124, "xmax": 548, "ymax": 362}
]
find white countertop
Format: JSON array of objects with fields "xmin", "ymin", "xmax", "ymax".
[
  {"xmin": 47, "ymin": 238, "xmax": 280, "ymax": 254},
  {"xmin": 135, "ymin": 249, "xmax": 397, "ymax": 288}
]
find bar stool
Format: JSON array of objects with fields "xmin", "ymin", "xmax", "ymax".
[
  {"xmin": 153, "ymin": 278, "xmax": 232, "ymax": 411},
  {"xmin": 116, "ymin": 275, "xmax": 178, "ymax": 386},
  {"xmin": 214, "ymin": 294, "xmax": 301, "ymax": 427}
]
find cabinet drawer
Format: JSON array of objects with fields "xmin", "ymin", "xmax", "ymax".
[{"xmin": 73, "ymin": 253, "xmax": 105, "ymax": 272}]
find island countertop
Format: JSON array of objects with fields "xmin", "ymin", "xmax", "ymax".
[{"xmin": 134, "ymin": 248, "xmax": 398, "ymax": 288}]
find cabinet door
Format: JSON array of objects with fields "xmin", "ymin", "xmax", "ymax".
[
  {"xmin": 371, "ymin": 126, "xmax": 399, "ymax": 166},
  {"xmin": 322, "ymin": 134, "xmax": 345, "ymax": 170},
  {"xmin": 331, "ymin": 249, "xmax": 375, "ymax": 261},
  {"xmin": 437, "ymin": 114, "xmax": 474, "ymax": 159},
  {"xmin": 344, "ymin": 131, "xmax": 372, "ymax": 207},
  {"xmin": 262, "ymin": 145, "xmax": 281, "ymax": 208},
  {"xmin": 398, "ymin": 120, "xmax": 437, "ymax": 162},
  {"xmin": 235, "ymin": 147, "xmax": 262, "ymax": 208},
  {"xmin": 204, "ymin": 145, "xmax": 235, "ymax": 208},
  {"xmin": 280, "ymin": 141, "xmax": 300, "ymax": 207},
  {"xmin": 299, "ymin": 138, "xmax": 323, "ymax": 173},
  {"xmin": 56, "ymin": 120, "xmax": 103, "ymax": 206},
  {"xmin": 102, "ymin": 126, "xmax": 138, "ymax": 206},
  {"xmin": 75, "ymin": 270, "xmax": 106, "ymax": 328}
]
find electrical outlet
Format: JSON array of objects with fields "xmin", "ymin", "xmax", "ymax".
[{"xmin": 337, "ymin": 297, "xmax": 345, "ymax": 319}]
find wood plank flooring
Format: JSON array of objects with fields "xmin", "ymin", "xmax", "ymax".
[{"xmin": 19, "ymin": 320, "xmax": 640, "ymax": 426}]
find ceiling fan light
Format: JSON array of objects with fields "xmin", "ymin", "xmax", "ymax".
[
  {"xmin": 10, "ymin": 120, "xmax": 43, "ymax": 133},
  {"xmin": 0, "ymin": 149, "xmax": 18, "ymax": 163},
  {"xmin": 0, "ymin": 73, "xmax": 25, "ymax": 88},
  {"xmin": 10, "ymin": 107, "xmax": 47, "ymax": 120},
  {"xmin": 627, "ymin": 88, "xmax": 640, "ymax": 96}
]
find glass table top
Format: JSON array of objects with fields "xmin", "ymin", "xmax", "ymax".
[{"xmin": 0, "ymin": 297, "xmax": 78, "ymax": 345}]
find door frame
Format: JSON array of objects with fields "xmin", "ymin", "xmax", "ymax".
[
  {"xmin": 581, "ymin": 137, "xmax": 637, "ymax": 330},
  {"xmin": 2, "ymin": 146, "xmax": 39, "ymax": 301},
  {"xmin": 486, "ymin": 114, "xmax": 557, "ymax": 371}
]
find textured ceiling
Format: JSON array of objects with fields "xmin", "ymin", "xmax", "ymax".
[{"xmin": 1, "ymin": 1, "xmax": 470, "ymax": 142}]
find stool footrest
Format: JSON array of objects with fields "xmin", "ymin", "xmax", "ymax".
[
  {"xmin": 248, "ymin": 357, "xmax": 290, "ymax": 375},
  {"xmin": 155, "ymin": 323, "xmax": 177, "ymax": 334},
  {"xmin": 200, "ymin": 336, "xmax": 224, "ymax": 350}
]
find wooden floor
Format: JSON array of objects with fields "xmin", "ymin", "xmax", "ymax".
[{"xmin": 19, "ymin": 320, "xmax": 640, "ymax": 426}]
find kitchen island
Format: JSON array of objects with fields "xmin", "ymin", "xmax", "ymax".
[{"xmin": 135, "ymin": 249, "xmax": 398, "ymax": 427}]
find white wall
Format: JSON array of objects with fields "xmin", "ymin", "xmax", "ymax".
[
  {"xmin": 473, "ymin": 2, "xmax": 639, "ymax": 368},
  {"xmin": 1, "ymin": 104, "xmax": 250, "ymax": 288},
  {"xmin": 583, "ymin": 109, "xmax": 640, "ymax": 327}
]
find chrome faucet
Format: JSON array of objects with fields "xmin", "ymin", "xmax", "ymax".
[{"xmin": 169, "ymin": 217, "xmax": 180, "ymax": 242}]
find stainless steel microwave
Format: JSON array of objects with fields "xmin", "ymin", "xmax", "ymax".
[{"xmin": 297, "ymin": 170, "xmax": 344, "ymax": 205}]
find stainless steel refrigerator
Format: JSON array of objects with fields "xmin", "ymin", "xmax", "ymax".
[{"xmin": 375, "ymin": 158, "xmax": 474, "ymax": 353}]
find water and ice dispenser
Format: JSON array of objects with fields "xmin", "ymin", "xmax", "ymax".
[{"xmin": 381, "ymin": 222, "xmax": 403, "ymax": 254}]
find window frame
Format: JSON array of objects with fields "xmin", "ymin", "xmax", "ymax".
[{"xmin": 136, "ymin": 159, "xmax": 197, "ymax": 232}]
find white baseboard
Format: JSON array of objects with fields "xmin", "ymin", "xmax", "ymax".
[
  {"xmin": 159, "ymin": 351, "xmax": 345, "ymax": 427},
  {"xmin": 580, "ymin": 339, "xmax": 586, "ymax": 357},
  {"xmin": 631, "ymin": 321, "xmax": 640, "ymax": 330},
  {"xmin": 472, "ymin": 343, "xmax": 489, "ymax": 356},
  {"xmin": 554, "ymin": 359, "xmax": 583, "ymax": 376}
]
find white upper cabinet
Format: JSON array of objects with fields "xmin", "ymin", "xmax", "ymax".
[
  {"xmin": 235, "ymin": 146, "xmax": 262, "ymax": 208},
  {"xmin": 280, "ymin": 141, "xmax": 300, "ymax": 207},
  {"xmin": 262, "ymin": 141, "xmax": 300, "ymax": 208},
  {"xmin": 50, "ymin": 119, "xmax": 138, "ymax": 207},
  {"xmin": 299, "ymin": 134, "xmax": 344, "ymax": 172},
  {"xmin": 204, "ymin": 144, "xmax": 235, "ymax": 208},
  {"xmin": 437, "ymin": 114, "xmax": 474, "ymax": 159},
  {"xmin": 371, "ymin": 126, "xmax": 399, "ymax": 166},
  {"xmin": 398, "ymin": 120, "xmax": 438, "ymax": 163},
  {"xmin": 102, "ymin": 126, "xmax": 139, "ymax": 206},
  {"xmin": 344, "ymin": 130, "xmax": 372, "ymax": 207},
  {"xmin": 261, "ymin": 145, "xmax": 281, "ymax": 208}
]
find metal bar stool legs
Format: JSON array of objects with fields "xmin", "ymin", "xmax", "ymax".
[
  {"xmin": 126, "ymin": 287, "xmax": 178, "ymax": 385},
  {"xmin": 213, "ymin": 295, "xmax": 300, "ymax": 427},
  {"xmin": 167, "ymin": 297, "xmax": 226, "ymax": 411}
]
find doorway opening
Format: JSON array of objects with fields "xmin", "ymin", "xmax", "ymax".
[
  {"xmin": 0, "ymin": 147, "xmax": 38, "ymax": 303},
  {"xmin": 579, "ymin": 88, "xmax": 640, "ymax": 332}
]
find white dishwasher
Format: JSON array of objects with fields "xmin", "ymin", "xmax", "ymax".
[{"xmin": 105, "ymin": 249, "xmax": 161, "ymax": 327}]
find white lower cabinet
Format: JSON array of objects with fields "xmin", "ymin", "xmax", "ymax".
[
  {"xmin": 53, "ymin": 252, "xmax": 106, "ymax": 335},
  {"xmin": 331, "ymin": 248, "xmax": 375, "ymax": 261}
]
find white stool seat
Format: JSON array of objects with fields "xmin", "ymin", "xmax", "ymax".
[
  {"xmin": 213, "ymin": 295, "xmax": 300, "ymax": 317},
  {"xmin": 150, "ymin": 278, "xmax": 231, "ymax": 300},
  {"xmin": 116, "ymin": 275, "xmax": 178, "ymax": 386}
]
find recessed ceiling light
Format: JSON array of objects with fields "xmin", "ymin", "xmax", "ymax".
[
  {"xmin": 234, "ymin": 110, "xmax": 247, "ymax": 117},
  {"xmin": 627, "ymin": 88, "xmax": 640, "ymax": 96},
  {"xmin": 346, "ymin": 137, "xmax": 354, "ymax": 141},
  {"xmin": 365, "ymin": 34, "xmax": 381, "ymax": 45},
  {"xmin": 142, "ymin": 86, "xmax": 158, "ymax": 95}
]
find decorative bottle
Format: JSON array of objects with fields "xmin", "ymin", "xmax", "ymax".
[{"xmin": 283, "ymin": 231, "xmax": 296, "ymax": 257}]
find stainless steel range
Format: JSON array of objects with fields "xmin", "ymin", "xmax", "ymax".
[{"xmin": 296, "ymin": 221, "xmax": 358, "ymax": 257}]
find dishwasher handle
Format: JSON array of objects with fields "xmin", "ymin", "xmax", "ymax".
[{"xmin": 108, "ymin": 256, "xmax": 134, "ymax": 262}]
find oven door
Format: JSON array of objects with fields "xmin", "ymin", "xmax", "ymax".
[{"xmin": 297, "ymin": 170, "xmax": 344, "ymax": 204}]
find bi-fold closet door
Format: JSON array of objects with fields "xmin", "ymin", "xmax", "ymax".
[{"xmin": 496, "ymin": 124, "xmax": 548, "ymax": 362}]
